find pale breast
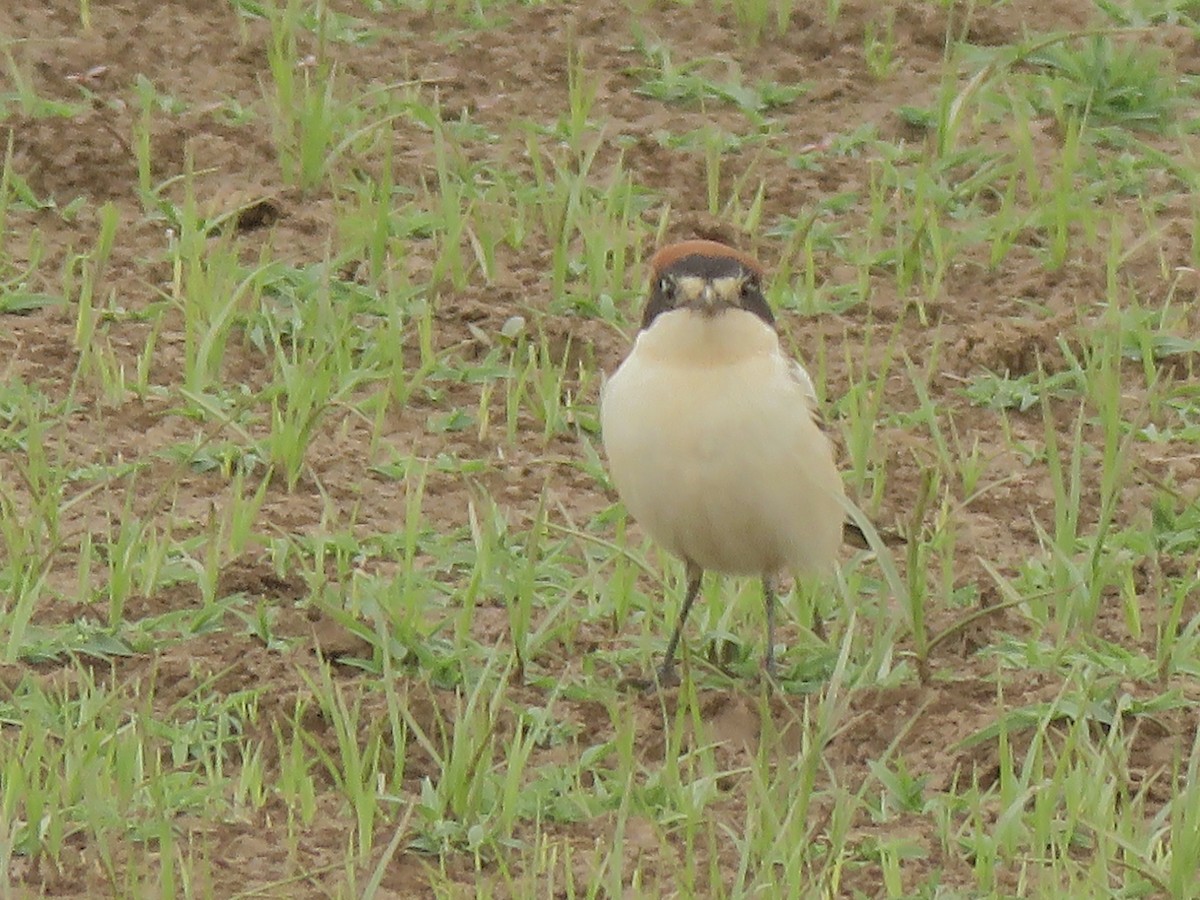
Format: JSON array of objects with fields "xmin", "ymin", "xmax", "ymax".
[{"xmin": 600, "ymin": 309, "xmax": 845, "ymax": 577}]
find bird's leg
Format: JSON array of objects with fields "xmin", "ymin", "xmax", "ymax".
[
  {"xmin": 812, "ymin": 605, "xmax": 827, "ymax": 642},
  {"xmin": 762, "ymin": 575, "xmax": 777, "ymax": 678},
  {"xmin": 809, "ymin": 583, "xmax": 827, "ymax": 642},
  {"xmin": 658, "ymin": 561, "xmax": 703, "ymax": 686}
]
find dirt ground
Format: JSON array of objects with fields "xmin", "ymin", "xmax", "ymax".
[{"xmin": 3, "ymin": 0, "xmax": 1200, "ymax": 896}]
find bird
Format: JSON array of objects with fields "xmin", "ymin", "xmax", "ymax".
[{"xmin": 600, "ymin": 238, "xmax": 851, "ymax": 686}]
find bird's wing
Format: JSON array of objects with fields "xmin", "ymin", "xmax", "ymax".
[
  {"xmin": 788, "ymin": 358, "xmax": 827, "ymax": 431},
  {"xmin": 788, "ymin": 357, "xmax": 906, "ymax": 549}
]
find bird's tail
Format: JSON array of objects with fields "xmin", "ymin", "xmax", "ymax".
[{"xmin": 843, "ymin": 519, "xmax": 905, "ymax": 549}]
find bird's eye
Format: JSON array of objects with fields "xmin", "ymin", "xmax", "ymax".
[
  {"xmin": 658, "ymin": 277, "xmax": 676, "ymax": 300},
  {"xmin": 740, "ymin": 277, "xmax": 759, "ymax": 300}
]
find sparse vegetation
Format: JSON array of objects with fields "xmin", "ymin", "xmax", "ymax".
[{"xmin": 1, "ymin": 0, "xmax": 1199, "ymax": 896}]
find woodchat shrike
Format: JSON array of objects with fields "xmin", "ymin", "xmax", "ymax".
[{"xmin": 600, "ymin": 239, "xmax": 848, "ymax": 685}]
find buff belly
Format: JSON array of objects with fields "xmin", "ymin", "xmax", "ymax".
[{"xmin": 600, "ymin": 310, "xmax": 844, "ymax": 577}]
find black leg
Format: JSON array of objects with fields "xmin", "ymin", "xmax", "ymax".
[
  {"xmin": 763, "ymin": 576, "xmax": 777, "ymax": 677},
  {"xmin": 658, "ymin": 561, "xmax": 703, "ymax": 685},
  {"xmin": 812, "ymin": 586, "xmax": 827, "ymax": 642}
]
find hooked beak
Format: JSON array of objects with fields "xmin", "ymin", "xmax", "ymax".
[{"xmin": 693, "ymin": 282, "xmax": 720, "ymax": 314}]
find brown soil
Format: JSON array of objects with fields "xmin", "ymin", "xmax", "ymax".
[{"xmin": 3, "ymin": 0, "xmax": 1199, "ymax": 896}]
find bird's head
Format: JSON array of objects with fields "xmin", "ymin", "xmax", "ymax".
[{"xmin": 640, "ymin": 240, "xmax": 773, "ymax": 331}]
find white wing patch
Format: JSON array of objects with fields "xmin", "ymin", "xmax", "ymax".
[
  {"xmin": 788, "ymin": 358, "xmax": 829, "ymax": 431},
  {"xmin": 788, "ymin": 359, "xmax": 818, "ymax": 406}
]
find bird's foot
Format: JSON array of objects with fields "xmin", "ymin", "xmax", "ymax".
[
  {"xmin": 618, "ymin": 674, "xmax": 655, "ymax": 692},
  {"xmin": 757, "ymin": 653, "xmax": 779, "ymax": 690},
  {"xmin": 758, "ymin": 667, "xmax": 777, "ymax": 696},
  {"xmin": 656, "ymin": 663, "xmax": 681, "ymax": 687},
  {"xmin": 619, "ymin": 663, "xmax": 680, "ymax": 692}
]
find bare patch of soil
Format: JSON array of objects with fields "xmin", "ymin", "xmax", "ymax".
[{"xmin": 3, "ymin": 0, "xmax": 1199, "ymax": 895}]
